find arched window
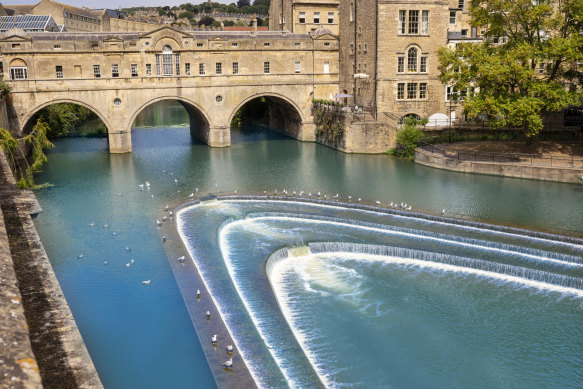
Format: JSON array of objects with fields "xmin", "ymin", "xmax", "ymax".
[
  {"xmin": 162, "ymin": 45, "xmax": 173, "ymax": 76},
  {"xmin": 407, "ymin": 47, "xmax": 417, "ymax": 72},
  {"xmin": 9, "ymin": 58, "xmax": 28, "ymax": 80}
]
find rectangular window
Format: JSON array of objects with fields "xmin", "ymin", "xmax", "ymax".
[
  {"xmin": 328, "ymin": 12, "xmax": 334, "ymax": 24},
  {"xmin": 295, "ymin": 42, "xmax": 301, "ymax": 47},
  {"xmin": 156, "ymin": 54, "xmax": 161, "ymax": 75},
  {"xmin": 449, "ymin": 11, "xmax": 456, "ymax": 24},
  {"xmin": 131, "ymin": 64, "xmax": 138, "ymax": 77},
  {"xmin": 112, "ymin": 64, "xmax": 119, "ymax": 77},
  {"xmin": 232, "ymin": 42, "xmax": 238, "ymax": 47},
  {"xmin": 461, "ymin": 29, "xmax": 468, "ymax": 37},
  {"xmin": 56, "ymin": 65, "xmax": 63, "ymax": 79},
  {"xmin": 299, "ymin": 12, "xmax": 306, "ymax": 24},
  {"xmin": 420, "ymin": 56, "xmax": 427, "ymax": 72},
  {"xmin": 350, "ymin": 44, "xmax": 354, "ymax": 54},
  {"xmin": 323, "ymin": 61, "xmax": 329, "ymax": 74},
  {"xmin": 175, "ymin": 54, "xmax": 180, "ymax": 76},
  {"xmin": 199, "ymin": 63, "xmax": 206, "ymax": 75},
  {"xmin": 422, "ymin": 10, "xmax": 429, "ymax": 34},
  {"xmin": 197, "ymin": 42, "xmax": 203, "ymax": 47},
  {"xmin": 264, "ymin": 42, "xmax": 270, "ymax": 47},
  {"xmin": 408, "ymin": 10, "xmax": 419, "ymax": 34},
  {"xmin": 216, "ymin": 62, "xmax": 222, "ymax": 74},
  {"xmin": 233, "ymin": 62, "xmax": 239, "ymax": 74},
  {"xmin": 407, "ymin": 83, "xmax": 417, "ymax": 99},
  {"xmin": 446, "ymin": 86, "xmax": 457, "ymax": 101},
  {"xmin": 295, "ymin": 61, "xmax": 301, "ymax": 73},
  {"xmin": 364, "ymin": 43, "xmax": 368, "ymax": 53},
  {"xmin": 93, "ymin": 65, "xmax": 100, "ymax": 78},
  {"xmin": 264, "ymin": 61, "xmax": 270, "ymax": 74},
  {"xmin": 314, "ymin": 12, "xmax": 320, "ymax": 24},
  {"xmin": 408, "ymin": 53, "xmax": 417, "ymax": 72},
  {"xmin": 397, "ymin": 83, "xmax": 405, "ymax": 99},
  {"xmin": 185, "ymin": 63, "xmax": 190, "ymax": 75},
  {"xmin": 419, "ymin": 83, "xmax": 427, "ymax": 99},
  {"xmin": 146, "ymin": 63, "xmax": 151, "ymax": 76},
  {"xmin": 397, "ymin": 57, "xmax": 404, "ymax": 73},
  {"xmin": 54, "ymin": 44, "xmax": 61, "ymax": 49},
  {"xmin": 10, "ymin": 67, "xmax": 27, "ymax": 80},
  {"xmin": 458, "ymin": 0, "xmax": 464, "ymax": 8},
  {"xmin": 399, "ymin": 10, "xmax": 406, "ymax": 34}
]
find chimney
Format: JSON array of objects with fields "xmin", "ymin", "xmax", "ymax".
[{"xmin": 252, "ymin": 14, "xmax": 257, "ymax": 34}]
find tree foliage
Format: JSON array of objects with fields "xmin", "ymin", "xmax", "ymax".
[
  {"xmin": 35, "ymin": 103, "xmax": 94, "ymax": 138},
  {"xmin": 387, "ymin": 117, "xmax": 426, "ymax": 158},
  {"xmin": 438, "ymin": 0, "xmax": 583, "ymax": 136}
]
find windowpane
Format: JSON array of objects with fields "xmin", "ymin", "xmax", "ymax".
[
  {"xmin": 422, "ymin": 10, "xmax": 429, "ymax": 34},
  {"xmin": 112, "ymin": 64, "xmax": 119, "ymax": 77},
  {"xmin": 314, "ymin": 12, "xmax": 320, "ymax": 23},
  {"xmin": 93, "ymin": 65, "xmax": 100, "ymax": 78},
  {"xmin": 146, "ymin": 63, "xmax": 151, "ymax": 76},
  {"xmin": 233, "ymin": 62, "xmax": 239, "ymax": 74},
  {"xmin": 407, "ymin": 83, "xmax": 417, "ymax": 99},
  {"xmin": 328, "ymin": 12, "xmax": 334, "ymax": 24},
  {"xmin": 458, "ymin": 0, "xmax": 464, "ymax": 9},
  {"xmin": 216, "ymin": 62, "xmax": 222, "ymax": 74},
  {"xmin": 407, "ymin": 48, "xmax": 417, "ymax": 72},
  {"xmin": 56, "ymin": 65, "xmax": 63, "ymax": 79},
  {"xmin": 131, "ymin": 64, "xmax": 138, "ymax": 77},
  {"xmin": 295, "ymin": 61, "xmax": 301, "ymax": 73},
  {"xmin": 264, "ymin": 61, "xmax": 270, "ymax": 74},
  {"xmin": 323, "ymin": 61, "xmax": 329, "ymax": 74},
  {"xmin": 408, "ymin": 10, "xmax": 419, "ymax": 34},
  {"xmin": 156, "ymin": 54, "xmax": 161, "ymax": 75},
  {"xmin": 420, "ymin": 56, "xmax": 427, "ymax": 72},
  {"xmin": 399, "ymin": 10, "xmax": 406, "ymax": 34},
  {"xmin": 10, "ymin": 67, "xmax": 28, "ymax": 80},
  {"xmin": 397, "ymin": 83, "xmax": 405, "ymax": 99},
  {"xmin": 419, "ymin": 83, "xmax": 427, "ymax": 99},
  {"xmin": 299, "ymin": 12, "xmax": 305, "ymax": 23},
  {"xmin": 397, "ymin": 57, "xmax": 404, "ymax": 72},
  {"xmin": 199, "ymin": 63, "xmax": 206, "ymax": 75},
  {"xmin": 449, "ymin": 11, "xmax": 456, "ymax": 24},
  {"xmin": 185, "ymin": 63, "xmax": 190, "ymax": 75}
]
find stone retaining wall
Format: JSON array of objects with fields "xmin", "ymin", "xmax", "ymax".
[{"xmin": 415, "ymin": 147, "xmax": 583, "ymax": 184}]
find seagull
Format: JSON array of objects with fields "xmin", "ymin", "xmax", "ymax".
[
  {"xmin": 407, "ymin": 206, "xmax": 412, "ymax": 211},
  {"xmin": 162, "ymin": 216, "xmax": 167, "ymax": 222},
  {"xmin": 145, "ymin": 181, "xmax": 150, "ymax": 187},
  {"xmin": 226, "ymin": 345, "xmax": 233, "ymax": 352},
  {"xmin": 177, "ymin": 255, "xmax": 185, "ymax": 262},
  {"xmin": 126, "ymin": 263, "xmax": 131, "ymax": 267},
  {"xmin": 211, "ymin": 334, "xmax": 217, "ymax": 344},
  {"xmin": 88, "ymin": 222, "xmax": 95, "ymax": 226},
  {"xmin": 196, "ymin": 289, "xmax": 201, "ymax": 298},
  {"xmin": 293, "ymin": 191, "xmax": 296, "ymax": 195},
  {"xmin": 164, "ymin": 205, "xmax": 169, "ymax": 211},
  {"xmin": 358, "ymin": 198, "xmax": 361, "ymax": 202},
  {"xmin": 348, "ymin": 196, "xmax": 352, "ymax": 200},
  {"xmin": 151, "ymin": 194, "xmax": 154, "ymax": 198},
  {"xmin": 112, "ymin": 232, "xmax": 117, "ymax": 236},
  {"xmin": 263, "ymin": 191, "xmax": 267, "ymax": 194},
  {"xmin": 195, "ymin": 188, "xmax": 199, "ymax": 192},
  {"xmin": 103, "ymin": 261, "xmax": 108, "ymax": 265},
  {"xmin": 162, "ymin": 170, "xmax": 167, "ymax": 173},
  {"xmin": 156, "ymin": 220, "xmax": 162, "ymax": 227},
  {"xmin": 375, "ymin": 201, "xmax": 381, "ymax": 205},
  {"xmin": 117, "ymin": 193, "xmax": 123, "ymax": 197},
  {"xmin": 169, "ymin": 211, "xmax": 173, "ymax": 216},
  {"xmin": 223, "ymin": 358, "xmax": 233, "ymax": 368},
  {"xmin": 317, "ymin": 192, "xmax": 321, "ymax": 197},
  {"xmin": 206, "ymin": 311, "xmax": 211, "ymax": 319},
  {"xmin": 130, "ymin": 258, "xmax": 135, "ymax": 264},
  {"xmin": 103, "ymin": 224, "xmax": 109, "ymax": 228},
  {"xmin": 126, "ymin": 247, "xmax": 131, "ymax": 251},
  {"xmin": 78, "ymin": 254, "xmax": 84, "ymax": 259},
  {"xmin": 441, "ymin": 209, "xmax": 445, "ymax": 215},
  {"xmin": 390, "ymin": 202, "xmax": 394, "ymax": 207},
  {"xmin": 142, "ymin": 280, "xmax": 151, "ymax": 285},
  {"xmin": 162, "ymin": 236, "xmax": 167, "ymax": 242},
  {"xmin": 174, "ymin": 178, "xmax": 178, "ymax": 184},
  {"xmin": 334, "ymin": 193, "xmax": 339, "ymax": 198},
  {"xmin": 138, "ymin": 184, "xmax": 144, "ymax": 190},
  {"xmin": 308, "ymin": 193, "xmax": 312, "ymax": 197},
  {"xmin": 188, "ymin": 193, "xmax": 194, "ymax": 198}
]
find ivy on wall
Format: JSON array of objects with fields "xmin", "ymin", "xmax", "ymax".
[{"xmin": 312, "ymin": 100, "xmax": 345, "ymax": 142}]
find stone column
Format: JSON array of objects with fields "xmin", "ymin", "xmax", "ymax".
[
  {"xmin": 108, "ymin": 130, "xmax": 132, "ymax": 153},
  {"xmin": 206, "ymin": 126, "xmax": 231, "ymax": 147}
]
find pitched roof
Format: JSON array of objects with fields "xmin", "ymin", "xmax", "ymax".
[
  {"xmin": 37, "ymin": 0, "xmax": 102, "ymax": 19},
  {"xmin": 0, "ymin": 14, "xmax": 58, "ymax": 32},
  {"xmin": 4, "ymin": 4, "xmax": 35, "ymax": 15}
]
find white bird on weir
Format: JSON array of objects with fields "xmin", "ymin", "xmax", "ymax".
[
  {"xmin": 223, "ymin": 359, "xmax": 233, "ymax": 368},
  {"xmin": 211, "ymin": 334, "xmax": 217, "ymax": 344},
  {"xmin": 177, "ymin": 255, "xmax": 185, "ymax": 262},
  {"xmin": 138, "ymin": 184, "xmax": 144, "ymax": 190},
  {"xmin": 145, "ymin": 181, "xmax": 150, "ymax": 187},
  {"xmin": 142, "ymin": 280, "xmax": 151, "ymax": 285},
  {"xmin": 156, "ymin": 220, "xmax": 162, "ymax": 227},
  {"xmin": 196, "ymin": 289, "xmax": 201, "ymax": 298},
  {"xmin": 164, "ymin": 205, "xmax": 169, "ymax": 211},
  {"xmin": 226, "ymin": 345, "xmax": 233, "ymax": 352},
  {"xmin": 206, "ymin": 310, "xmax": 211, "ymax": 319},
  {"xmin": 188, "ymin": 193, "xmax": 194, "ymax": 198}
]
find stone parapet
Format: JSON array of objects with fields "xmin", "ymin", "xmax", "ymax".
[{"xmin": 415, "ymin": 147, "xmax": 583, "ymax": 184}]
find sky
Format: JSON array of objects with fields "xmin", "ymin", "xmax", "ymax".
[{"xmin": 4, "ymin": 0, "xmax": 236, "ymax": 9}]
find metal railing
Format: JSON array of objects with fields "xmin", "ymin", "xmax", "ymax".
[{"xmin": 418, "ymin": 142, "xmax": 583, "ymax": 168}]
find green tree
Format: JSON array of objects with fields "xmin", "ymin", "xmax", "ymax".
[
  {"xmin": 223, "ymin": 20, "xmax": 235, "ymax": 26},
  {"xmin": 178, "ymin": 11, "xmax": 194, "ymax": 19},
  {"xmin": 387, "ymin": 117, "xmax": 426, "ymax": 158},
  {"xmin": 438, "ymin": 0, "xmax": 583, "ymax": 137},
  {"xmin": 198, "ymin": 16, "xmax": 215, "ymax": 26}
]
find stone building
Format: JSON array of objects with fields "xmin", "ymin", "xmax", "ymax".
[
  {"xmin": 1, "ymin": 0, "xmax": 163, "ymax": 32},
  {"xmin": 272, "ymin": 0, "xmax": 476, "ymax": 126},
  {"xmin": 269, "ymin": 0, "xmax": 339, "ymax": 35}
]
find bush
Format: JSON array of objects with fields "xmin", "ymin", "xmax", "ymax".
[{"xmin": 387, "ymin": 117, "xmax": 426, "ymax": 159}]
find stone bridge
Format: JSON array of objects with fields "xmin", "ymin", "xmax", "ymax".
[{"xmin": 1, "ymin": 26, "xmax": 339, "ymax": 152}]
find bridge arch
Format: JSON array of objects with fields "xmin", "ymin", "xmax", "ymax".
[
  {"xmin": 128, "ymin": 95, "xmax": 212, "ymax": 146},
  {"xmin": 23, "ymin": 99, "xmax": 112, "ymax": 135},
  {"xmin": 229, "ymin": 92, "xmax": 307, "ymax": 140}
]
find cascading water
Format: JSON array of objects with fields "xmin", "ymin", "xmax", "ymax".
[{"xmin": 176, "ymin": 198, "xmax": 583, "ymax": 389}]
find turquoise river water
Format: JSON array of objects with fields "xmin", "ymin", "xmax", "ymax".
[{"xmin": 31, "ymin": 101, "xmax": 583, "ymax": 388}]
